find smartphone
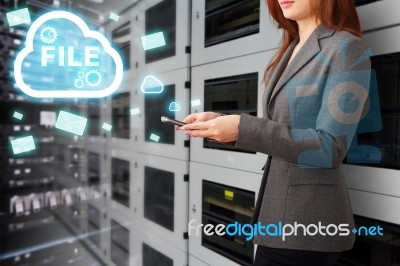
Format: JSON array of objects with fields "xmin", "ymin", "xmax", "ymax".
[{"xmin": 161, "ymin": 116, "xmax": 186, "ymax": 127}]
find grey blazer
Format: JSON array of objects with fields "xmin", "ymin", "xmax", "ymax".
[{"xmin": 235, "ymin": 23, "xmax": 371, "ymax": 252}]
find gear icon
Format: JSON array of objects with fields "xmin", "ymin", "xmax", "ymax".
[
  {"xmin": 85, "ymin": 70, "xmax": 102, "ymax": 88},
  {"xmin": 40, "ymin": 27, "xmax": 57, "ymax": 44}
]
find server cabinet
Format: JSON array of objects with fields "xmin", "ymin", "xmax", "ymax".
[
  {"xmin": 136, "ymin": 0, "xmax": 190, "ymax": 74},
  {"xmin": 336, "ymin": 214, "xmax": 400, "ymax": 265},
  {"xmin": 191, "ymin": 0, "xmax": 280, "ymax": 66},
  {"xmin": 107, "ymin": 149, "xmax": 139, "ymax": 217},
  {"xmin": 131, "ymin": 224, "xmax": 188, "ymax": 266},
  {"xmin": 107, "ymin": 211, "xmax": 132, "ymax": 266},
  {"xmin": 134, "ymin": 153, "xmax": 189, "ymax": 252},
  {"xmin": 86, "ymin": 204, "xmax": 108, "ymax": 260},
  {"xmin": 106, "ymin": 8, "xmax": 138, "ymax": 81},
  {"xmin": 133, "ymin": 68, "xmax": 190, "ymax": 160},
  {"xmin": 190, "ymin": 51, "xmax": 274, "ymax": 173},
  {"xmin": 189, "ymin": 255, "xmax": 210, "ymax": 266},
  {"xmin": 189, "ymin": 162, "xmax": 262, "ymax": 266},
  {"xmin": 107, "ymin": 83, "xmax": 135, "ymax": 151},
  {"xmin": 356, "ymin": 0, "xmax": 400, "ymax": 32}
]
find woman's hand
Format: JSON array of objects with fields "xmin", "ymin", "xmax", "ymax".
[
  {"xmin": 182, "ymin": 112, "xmax": 221, "ymax": 124},
  {"xmin": 175, "ymin": 112, "xmax": 221, "ymax": 131},
  {"xmin": 181, "ymin": 115, "xmax": 241, "ymax": 143}
]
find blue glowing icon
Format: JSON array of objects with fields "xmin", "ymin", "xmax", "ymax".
[
  {"xmin": 149, "ymin": 133, "xmax": 160, "ymax": 142},
  {"xmin": 10, "ymin": 136, "xmax": 36, "ymax": 155},
  {"xmin": 102, "ymin": 123, "xmax": 112, "ymax": 131},
  {"xmin": 6, "ymin": 8, "xmax": 31, "ymax": 27},
  {"xmin": 169, "ymin": 102, "xmax": 181, "ymax": 112},
  {"xmin": 55, "ymin": 111, "xmax": 88, "ymax": 136},
  {"xmin": 109, "ymin": 13, "xmax": 120, "ymax": 22},
  {"xmin": 141, "ymin": 75, "xmax": 164, "ymax": 94},
  {"xmin": 130, "ymin": 108, "xmax": 140, "ymax": 116},
  {"xmin": 141, "ymin": 32, "xmax": 166, "ymax": 51},
  {"xmin": 191, "ymin": 99, "xmax": 201, "ymax": 107},
  {"xmin": 13, "ymin": 111, "xmax": 23, "ymax": 120},
  {"xmin": 40, "ymin": 26, "xmax": 57, "ymax": 44},
  {"xmin": 13, "ymin": 11, "xmax": 123, "ymax": 98}
]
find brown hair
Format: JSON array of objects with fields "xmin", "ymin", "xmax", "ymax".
[{"xmin": 263, "ymin": 0, "xmax": 362, "ymax": 83}]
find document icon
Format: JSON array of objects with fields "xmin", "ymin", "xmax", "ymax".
[
  {"xmin": 141, "ymin": 32, "xmax": 166, "ymax": 51},
  {"xmin": 55, "ymin": 111, "xmax": 88, "ymax": 136},
  {"xmin": 10, "ymin": 136, "xmax": 36, "ymax": 155},
  {"xmin": 109, "ymin": 12, "xmax": 120, "ymax": 22},
  {"xmin": 102, "ymin": 122, "xmax": 112, "ymax": 131},
  {"xmin": 6, "ymin": 8, "xmax": 31, "ymax": 27},
  {"xmin": 13, "ymin": 111, "xmax": 23, "ymax": 120}
]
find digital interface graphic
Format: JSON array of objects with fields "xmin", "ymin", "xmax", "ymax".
[
  {"xmin": 13, "ymin": 111, "xmax": 23, "ymax": 120},
  {"xmin": 141, "ymin": 32, "xmax": 166, "ymax": 51},
  {"xmin": 102, "ymin": 122, "xmax": 112, "ymax": 131},
  {"xmin": 169, "ymin": 102, "xmax": 180, "ymax": 112},
  {"xmin": 55, "ymin": 110, "xmax": 88, "ymax": 136},
  {"xmin": 6, "ymin": 8, "xmax": 31, "ymax": 27},
  {"xmin": 109, "ymin": 13, "xmax": 120, "ymax": 22},
  {"xmin": 149, "ymin": 133, "xmax": 161, "ymax": 142},
  {"xmin": 13, "ymin": 11, "xmax": 123, "ymax": 98},
  {"xmin": 191, "ymin": 99, "xmax": 201, "ymax": 107},
  {"xmin": 130, "ymin": 108, "xmax": 140, "ymax": 116},
  {"xmin": 10, "ymin": 136, "xmax": 36, "ymax": 155},
  {"xmin": 141, "ymin": 75, "xmax": 164, "ymax": 94}
]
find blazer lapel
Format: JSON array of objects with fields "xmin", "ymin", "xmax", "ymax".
[
  {"xmin": 264, "ymin": 38, "xmax": 298, "ymax": 107},
  {"xmin": 268, "ymin": 24, "xmax": 336, "ymax": 104}
]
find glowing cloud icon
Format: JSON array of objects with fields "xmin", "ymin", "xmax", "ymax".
[
  {"xmin": 14, "ymin": 11, "xmax": 123, "ymax": 98},
  {"xmin": 169, "ymin": 102, "xmax": 181, "ymax": 112},
  {"xmin": 141, "ymin": 75, "xmax": 164, "ymax": 94}
]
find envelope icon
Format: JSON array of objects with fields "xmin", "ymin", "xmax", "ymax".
[
  {"xmin": 10, "ymin": 136, "xmax": 36, "ymax": 155},
  {"xmin": 55, "ymin": 111, "xmax": 88, "ymax": 136},
  {"xmin": 6, "ymin": 8, "xmax": 31, "ymax": 27},
  {"xmin": 141, "ymin": 32, "xmax": 166, "ymax": 51}
]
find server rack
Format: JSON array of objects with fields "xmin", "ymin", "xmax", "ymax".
[
  {"xmin": 190, "ymin": 51, "xmax": 274, "ymax": 173},
  {"xmin": 0, "ymin": 2, "xmax": 109, "ymax": 264},
  {"xmin": 189, "ymin": 255, "xmax": 210, "ymax": 266},
  {"xmin": 189, "ymin": 162, "xmax": 262, "ymax": 266},
  {"xmin": 107, "ymin": 149, "xmax": 139, "ymax": 218},
  {"xmin": 136, "ymin": 0, "xmax": 190, "ymax": 74},
  {"xmin": 356, "ymin": 0, "xmax": 400, "ymax": 32},
  {"xmin": 107, "ymin": 84, "xmax": 134, "ymax": 150},
  {"xmin": 134, "ymin": 153, "xmax": 189, "ymax": 252},
  {"xmin": 131, "ymin": 224, "xmax": 188, "ymax": 266},
  {"xmin": 107, "ymin": 211, "xmax": 132, "ymax": 266},
  {"xmin": 105, "ymin": 6, "xmax": 138, "ymax": 81},
  {"xmin": 191, "ymin": 0, "xmax": 280, "ymax": 66},
  {"xmin": 133, "ymin": 68, "xmax": 190, "ymax": 160}
]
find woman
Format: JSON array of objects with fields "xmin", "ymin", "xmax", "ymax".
[{"xmin": 181, "ymin": 0, "xmax": 371, "ymax": 265}]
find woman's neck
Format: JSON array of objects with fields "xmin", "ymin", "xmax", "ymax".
[{"xmin": 296, "ymin": 17, "xmax": 321, "ymax": 45}]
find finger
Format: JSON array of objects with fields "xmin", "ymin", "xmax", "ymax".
[
  {"xmin": 182, "ymin": 121, "xmax": 209, "ymax": 131},
  {"xmin": 183, "ymin": 114, "xmax": 197, "ymax": 123},
  {"xmin": 186, "ymin": 129, "xmax": 212, "ymax": 138}
]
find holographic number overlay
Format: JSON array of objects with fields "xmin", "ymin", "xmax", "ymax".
[
  {"xmin": 14, "ymin": 11, "xmax": 123, "ymax": 98},
  {"xmin": 285, "ymin": 69, "xmax": 382, "ymax": 167}
]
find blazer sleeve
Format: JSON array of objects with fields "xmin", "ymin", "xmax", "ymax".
[{"xmin": 235, "ymin": 37, "xmax": 372, "ymax": 168}]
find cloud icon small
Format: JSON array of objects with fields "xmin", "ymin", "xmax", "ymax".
[
  {"xmin": 141, "ymin": 75, "xmax": 164, "ymax": 94},
  {"xmin": 169, "ymin": 102, "xmax": 181, "ymax": 112},
  {"xmin": 14, "ymin": 11, "xmax": 123, "ymax": 98}
]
